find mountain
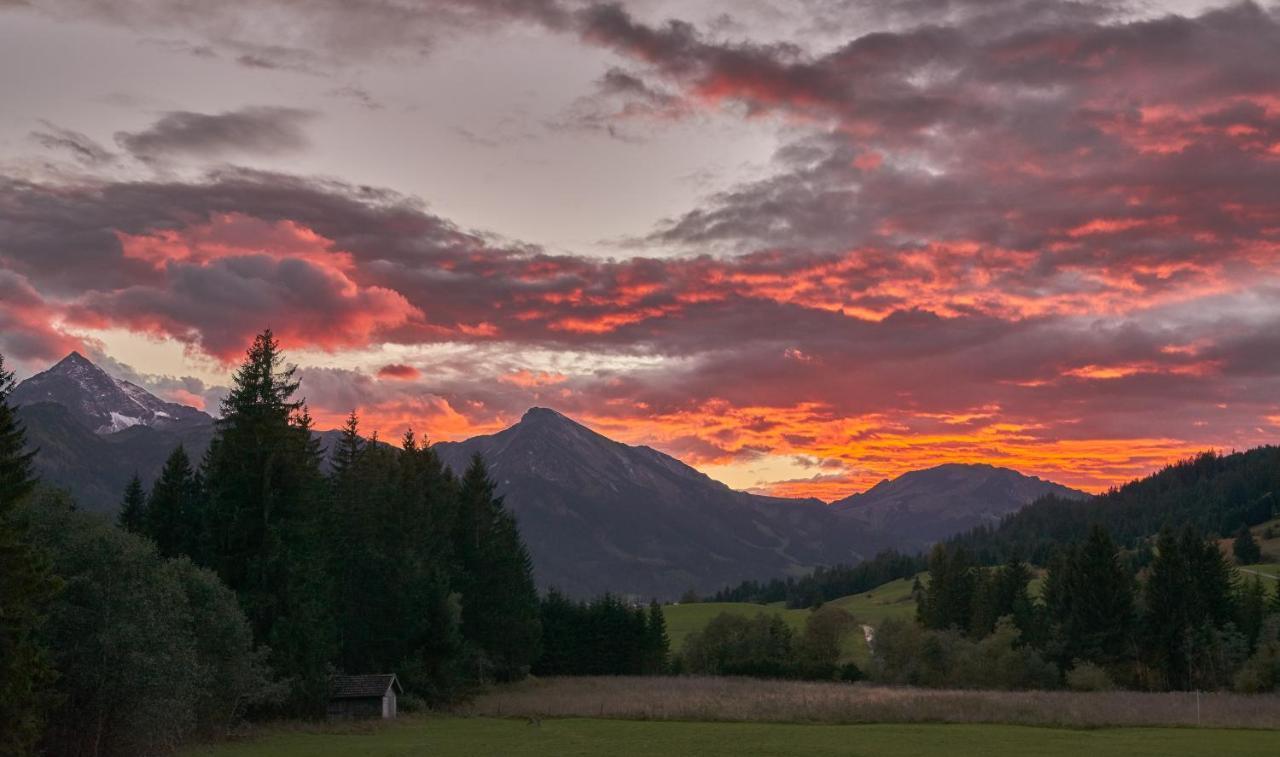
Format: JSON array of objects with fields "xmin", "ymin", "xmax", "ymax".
[
  {"xmin": 434, "ymin": 407, "xmax": 885, "ymax": 598},
  {"xmin": 11, "ymin": 352, "xmax": 1084, "ymax": 597},
  {"xmin": 12, "ymin": 353, "xmax": 368, "ymax": 509},
  {"xmin": 12, "ymin": 353, "xmax": 217, "ymax": 509},
  {"xmin": 829, "ymin": 463, "xmax": 1088, "ymax": 550},
  {"xmin": 11, "ymin": 352, "xmax": 210, "ymax": 433}
]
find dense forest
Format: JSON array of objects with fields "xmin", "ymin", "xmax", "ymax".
[
  {"xmin": 949, "ymin": 448, "xmax": 1280, "ymax": 564},
  {"xmin": 0, "ymin": 333, "xmax": 546, "ymax": 756},
  {"xmin": 895, "ymin": 525, "xmax": 1280, "ymax": 692}
]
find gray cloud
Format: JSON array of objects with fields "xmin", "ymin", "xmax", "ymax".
[
  {"xmin": 29, "ymin": 121, "xmax": 117, "ymax": 166},
  {"xmin": 115, "ymin": 106, "xmax": 317, "ymax": 160}
]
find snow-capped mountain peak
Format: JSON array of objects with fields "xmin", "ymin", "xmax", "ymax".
[{"xmin": 11, "ymin": 352, "xmax": 211, "ymax": 434}]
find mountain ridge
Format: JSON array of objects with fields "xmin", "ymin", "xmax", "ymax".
[
  {"xmin": 830, "ymin": 462, "xmax": 1088, "ymax": 550},
  {"xmin": 12, "ymin": 353, "xmax": 1090, "ymax": 597},
  {"xmin": 434, "ymin": 406, "xmax": 876, "ymax": 597}
]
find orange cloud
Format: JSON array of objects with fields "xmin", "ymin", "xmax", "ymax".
[{"xmin": 500, "ymin": 370, "xmax": 568, "ymax": 388}]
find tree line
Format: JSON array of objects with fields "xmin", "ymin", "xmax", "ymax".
[
  {"xmin": 534, "ymin": 591, "xmax": 669, "ymax": 676},
  {"xmin": 896, "ymin": 524, "xmax": 1280, "ymax": 692},
  {"xmin": 0, "ymin": 332, "xmax": 543, "ymax": 756},
  {"xmin": 949, "ymin": 448, "xmax": 1280, "ymax": 565},
  {"xmin": 706, "ymin": 549, "xmax": 924, "ymax": 608}
]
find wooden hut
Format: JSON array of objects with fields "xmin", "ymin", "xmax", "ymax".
[{"xmin": 327, "ymin": 674, "xmax": 402, "ymax": 720}]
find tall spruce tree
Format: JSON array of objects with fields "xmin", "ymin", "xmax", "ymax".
[
  {"xmin": 1238, "ymin": 576, "xmax": 1268, "ymax": 650},
  {"xmin": 201, "ymin": 330, "xmax": 333, "ymax": 712},
  {"xmin": 1046, "ymin": 525, "xmax": 1135, "ymax": 669},
  {"xmin": 1143, "ymin": 526, "xmax": 1238, "ymax": 690},
  {"xmin": 644, "ymin": 600, "xmax": 671, "ymax": 674},
  {"xmin": 116, "ymin": 473, "xmax": 147, "ymax": 534},
  {"xmin": 0, "ymin": 353, "xmax": 58, "ymax": 755},
  {"xmin": 452, "ymin": 454, "xmax": 541, "ymax": 681},
  {"xmin": 971, "ymin": 557, "xmax": 1035, "ymax": 639},
  {"xmin": 145, "ymin": 445, "xmax": 199, "ymax": 558},
  {"xmin": 918, "ymin": 543, "xmax": 975, "ymax": 632},
  {"xmin": 1233, "ymin": 525, "xmax": 1262, "ymax": 565}
]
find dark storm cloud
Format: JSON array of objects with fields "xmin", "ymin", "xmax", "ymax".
[{"xmin": 115, "ymin": 106, "xmax": 317, "ymax": 160}]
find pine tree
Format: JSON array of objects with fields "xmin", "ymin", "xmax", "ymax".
[
  {"xmin": 145, "ymin": 445, "xmax": 198, "ymax": 558},
  {"xmin": 329, "ymin": 411, "xmax": 364, "ymax": 478},
  {"xmin": 645, "ymin": 600, "xmax": 670, "ymax": 674},
  {"xmin": 453, "ymin": 454, "xmax": 541, "ymax": 682},
  {"xmin": 117, "ymin": 473, "xmax": 148, "ymax": 534},
  {"xmin": 1233, "ymin": 525, "xmax": 1262, "ymax": 565},
  {"xmin": 0, "ymin": 353, "xmax": 58, "ymax": 754},
  {"xmin": 919, "ymin": 544, "xmax": 975, "ymax": 632},
  {"xmin": 0, "ymin": 355, "xmax": 36, "ymax": 505},
  {"xmin": 1060, "ymin": 525, "xmax": 1135, "ymax": 667},
  {"xmin": 201, "ymin": 330, "xmax": 333, "ymax": 712},
  {"xmin": 1143, "ymin": 526, "xmax": 1238, "ymax": 690},
  {"xmin": 1238, "ymin": 576, "xmax": 1267, "ymax": 650}
]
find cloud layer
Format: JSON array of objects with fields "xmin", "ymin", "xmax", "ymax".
[{"xmin": 3, "ymin": 0, "xmax": 1279, "ymax": 497}]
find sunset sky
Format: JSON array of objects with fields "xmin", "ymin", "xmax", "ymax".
[{"xmin": 2, "ymin": 0, "xmax": 1279, "ymax": 499}]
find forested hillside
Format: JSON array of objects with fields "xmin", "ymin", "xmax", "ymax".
[
  {"xmin": 950, "ymin": 449, "xmax": 1280, "ymax": 564},
  {"xmin": 0, "ymin": 334, "xmax": 545, "ymax": 756}
]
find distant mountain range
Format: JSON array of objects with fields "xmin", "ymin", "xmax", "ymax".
[
  {"xmin": 12, "ymin": 352, "xmax": 1089, "ymax": 597},
  {"xmin": 435, "ymin": 408, "xmax": 881, "ymax": 597},
  {"xmin": 830, "ymin": 463, "xmax": 1087, "ymax": 551}
]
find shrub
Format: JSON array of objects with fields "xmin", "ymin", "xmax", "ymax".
[
  {"xmin": 1066, "ymin": 661, "xmax": 1117, "ymax": 692},
  {"xmin": 1234, "ymin": 617, "xmax": 1280, "ymax": 693},
  {"xmin": 872, "ymin": 616, "xmax": 1058, "ymax": 690},
  {"xmin": 682, "ymin": 613, "xmax": 794, "ymax": 678},
  {"xmin": 23, "ymin": 490, "xmax": 269, "ymax": 756}
]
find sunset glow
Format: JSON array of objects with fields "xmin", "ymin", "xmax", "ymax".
[{"xmin": 3, "ymin": 0, "xmax": 1279, "ymax": 500}]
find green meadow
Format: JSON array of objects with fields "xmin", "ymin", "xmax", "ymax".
[{"xmin": 183, "ymin": 717, "xmax": 1280, "ymax": 757}]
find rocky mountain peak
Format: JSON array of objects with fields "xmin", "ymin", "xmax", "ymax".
[{"xmin": 12, "ymin": 352, "xmax": 211, "ymax": 435}]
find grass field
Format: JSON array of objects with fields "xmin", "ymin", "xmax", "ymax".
[
  {"xmin": 183, "ymin": 717, "xmax": 1280, "ymax": 757},
  {"xmin": 465, "ymin": 676, "xmax": 1280, "ymax": 730},
  {"xmin": 826, "ymin": 576, "xmax": 921, "ymax": 625}
]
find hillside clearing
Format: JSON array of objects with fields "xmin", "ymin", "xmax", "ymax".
[{"xmin": 182, "ymin": 717, "xmax": 1280, "ymax": 757}]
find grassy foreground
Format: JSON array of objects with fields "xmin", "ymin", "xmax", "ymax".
[
  {"xmin": 184, "ymin": 716, "xmax": 1280, "ymax": 757},
  {"xmin": 466, "ymin": 676, "xmax": 1280, "ymax": 730}
]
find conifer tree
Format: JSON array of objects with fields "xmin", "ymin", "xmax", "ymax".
[
  {"xmin": 1233, "ymin": 525, "xmax": 1262, "ymax": 565},
  {"xmin": 1238, "ymin": 576, "xmax": 1268, "ymax": 650},
  {"xmin": 1049, "ymin": 525, "xmax": 1135, "ymax": 668},
  {"xmin": 146, "ymin": 445, "xmax": 199, "ymax": 558},
  {"xmin": 645, "ymin": 600, "xmax": 671, "ymax": 674},
  {"xmin": 201, "ymin": 330, "xmax": 333, "ymax": 712},
  {"xmin": 453, "ymin": 454, "xmax": 541, "ymax": 681},
  {"xmin": 0, "ymin": 353, "xmax": 57, "ymax": 754},
  {"xmin": 329, "ymin": 411, "xmax": 364, "ymax": 478},
  {"xmin": 971, "ymin": 557, "xmax": 1035, "ymax": 639},
  {"xmin": 116, "ymin": 473, "xmax": 148, "ymax": 534},
  {"xmin": 918, "ymin": 543, "xmax": 975, "ymax": 632},
  {"xmin": 1143, "ymin": 526, "xmax": 1238, "ymax": 689}
]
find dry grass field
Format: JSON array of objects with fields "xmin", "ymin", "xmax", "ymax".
[{"xmin": 462, "ymin": 676, "xmax": 1280, "ymax": 730}]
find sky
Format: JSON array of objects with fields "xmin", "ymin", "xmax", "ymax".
[{"xmin": 2, "ymin": 0, "xmax": 1279, "ymax": 500}]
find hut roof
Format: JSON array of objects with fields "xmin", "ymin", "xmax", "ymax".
[{"xmin": 329, "ymin": 674, "xmax": 402, "ymax": 699}]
